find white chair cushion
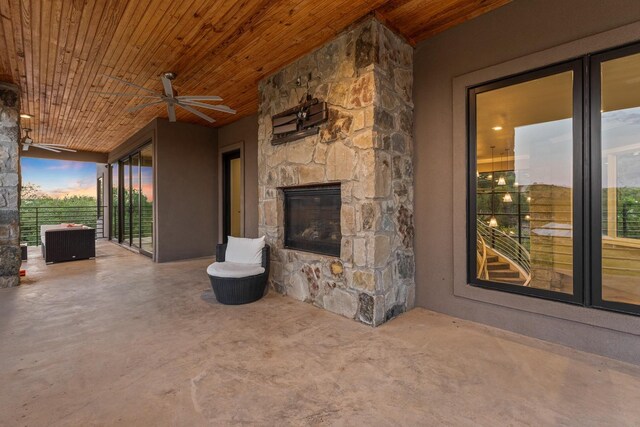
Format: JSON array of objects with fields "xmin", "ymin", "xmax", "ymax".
[
  {"xmin": 225, "ymin": 236, "xmax": 265, "ymax": 264},
  {"xmin": 207, "ymin": 262, "xmax": 265, "ymax": 278}
]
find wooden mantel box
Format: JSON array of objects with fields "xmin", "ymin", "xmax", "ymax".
[{"xmin": 271, "ymin": 96, "xmax": 328, "ymax": 145}]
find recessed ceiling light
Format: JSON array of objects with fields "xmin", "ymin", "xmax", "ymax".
[
  {"xmin": 492, "ymin": 126, "xmax": 503, "ymax": 131},
  {"xmin": 20, "ymin": 113, "xmax": 33, "ymax": 119}
]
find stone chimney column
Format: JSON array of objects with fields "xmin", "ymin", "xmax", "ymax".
[{"xmin": 0, "ymin": 82, "xmax": 21, "ymax": 288}]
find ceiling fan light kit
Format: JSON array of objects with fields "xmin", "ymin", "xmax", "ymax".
[{"xmin": 94, "ymin": 72, "xmax": 236, "ymax": 123}]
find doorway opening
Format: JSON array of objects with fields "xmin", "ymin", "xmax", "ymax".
[{"xmin": 222, "ymin": 149, "xmax": 242, "ymax": 243}]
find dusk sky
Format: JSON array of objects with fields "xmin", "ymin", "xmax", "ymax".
[{"xmin": 21, "ymin": 158, "xmax": 96, "ymax": 198}]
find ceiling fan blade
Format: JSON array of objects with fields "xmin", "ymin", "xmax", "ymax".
[
  {"xmin": 45, "ymin": 146, "xmax": 77, "ymax": 152},
  {"xmin": 33, "ymin": 144, "xmax": 61, "ymax": 153},
  {"xmin": 175, "ymin": 95, "xmax": 223, "ymax": 101},
  {"xmin": 101, "ymin": 74, "xmax": 160, "ymax": 95},
  {"xmin": 167, "ymin": 103, "xmax": 177, "ymax": 122},
  {"xmin": 179, "ymin": 100, "xmax": 236, "ymax": 114},
  {"xmin": 161, "ymin": 76, "xmax": 174, "ymax": 98},
  {"xmin": 176, "ymin": 103, "xmax": 215, "ymax": 123},
  {"xmin": 90, "ymin": 91, "xmax": 159, "ymax": 98},
  {"xmin": 126, "ymin": 100, "xmax": 165, "ymax": 113}
]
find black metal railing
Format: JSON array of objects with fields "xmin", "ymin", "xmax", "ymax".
[{"xmin": 20, "ymin": 206, "xmax": 105, "ymax": 246}]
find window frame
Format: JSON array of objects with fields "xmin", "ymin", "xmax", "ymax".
[
  {"xmin": 467, "ymin": 58, "xmax": 585, "ymax": 306},
  {"xmin": 589, "ymin": 42, "xmax": 640, "ymax": 316},
  {"xmin": 97, "ymin": 175, "xmax": 104, "ymax": 219}
]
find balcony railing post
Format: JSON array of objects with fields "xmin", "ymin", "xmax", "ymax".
[{"xmin": 35, "ymin": 207, "xmax": 39, "ymax": 246}]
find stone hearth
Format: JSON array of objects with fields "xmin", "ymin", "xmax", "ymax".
[{"xmin": 258, "ymin": 18, "xmax": 415, "ymax": 326}]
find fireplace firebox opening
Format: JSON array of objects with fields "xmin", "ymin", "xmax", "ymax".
[{"xmin": 283, "ymin": 184, "xmax": 342, "ymax": 257}]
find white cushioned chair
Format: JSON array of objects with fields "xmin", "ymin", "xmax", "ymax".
[{"xmin": 206, "ymin": 236, "xmax": 270, "ymax": 305}]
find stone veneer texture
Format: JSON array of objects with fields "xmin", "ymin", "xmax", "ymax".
[
  {"xmin": 0, "ymin": 83, "xmax": 21, "ymax": 288},
  {"xmin": 257, "ymin": 18, "xmax": 415, "ymax": 326}
]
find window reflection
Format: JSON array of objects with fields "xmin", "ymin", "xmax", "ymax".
[
  {"xmin": 475, "ymin": 71, "xmax": 574, "ymax": 294},
  {"xmin": 140, "ymin": 145, "xmax": 153, "ymax": 254},
  {"xmin": 601, "ymin": 52, "xmax": 640, "ymax": 305},
  {"xmin": 111, "ymin": 163, "xmax": 118, "ymax": 241}
]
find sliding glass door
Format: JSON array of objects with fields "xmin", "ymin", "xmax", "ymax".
[
  {"xmin": 110, "ymin": 162, "xmax": 119, "ymax": 241},
  {"xmin": 122, "ymin": 157, "xmax": 131, "ymax": 245},
  {"xmin": 140, "ymin": 145, "xmax": 153, "ymax": 254},
  {"xmin": 110, "ymin": 143, "xmax": 153, "ymax": 257}
]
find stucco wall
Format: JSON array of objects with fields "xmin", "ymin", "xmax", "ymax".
[
  {"xmin": 155, "ymin": 119, "xmax": 217, "ymax": 262},
  {"xmin": 413, "ymin": 0, "xmax": 640, "ymax": 363}
]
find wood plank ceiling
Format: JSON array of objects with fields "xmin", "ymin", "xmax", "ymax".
[{"xmin": 0, "ymin": 0, "xmax": 510, "ymax": 153}]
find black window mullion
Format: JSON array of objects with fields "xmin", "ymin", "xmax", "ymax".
[
  {"xmin": 572, "ymin": 59, "xmax": 585, "ymax": 304},
  {"xmin": 467, "ymin": 87, "xmax": 478, "ymax": 287},
  {"xmin": 589, "ymin": 52, "xmax": 603, "ymax": 310}
]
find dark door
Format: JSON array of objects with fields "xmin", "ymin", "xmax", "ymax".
[{"xmin": 222, "ymin": 149, "xmax": 241, "ymax": 243}]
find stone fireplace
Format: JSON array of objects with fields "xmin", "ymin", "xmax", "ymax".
[{"xmin": 258, "ymin": 18, "xmax": 415, "ymax": 326}]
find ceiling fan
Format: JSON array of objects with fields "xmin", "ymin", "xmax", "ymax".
[
  {"xmin": 93, "ymin": 72, "xmax": 236, "ymax": 123},
  {"xmin": 21, "ymin": 128, "xmax": 77, "ymax": 153}
]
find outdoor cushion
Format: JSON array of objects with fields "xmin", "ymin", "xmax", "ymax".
[
  {"xmin": 206, "ymin": 261, "xmax": 265, "ymax": 278},
  {"xmin": 225, "ymin": 236, "xmax": 265, "ymax": 264}
]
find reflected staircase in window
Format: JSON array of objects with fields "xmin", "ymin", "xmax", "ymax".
[{"xmin": 477, "ymin": 219, "xmax": 531, "ymax": 286}]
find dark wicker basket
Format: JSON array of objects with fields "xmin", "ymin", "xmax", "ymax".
[{"xmin": 208, "ymin": 243, "xmax": 270, "ymax": 305}]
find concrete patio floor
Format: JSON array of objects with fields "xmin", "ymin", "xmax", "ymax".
[{"xmin": 2, "ymin": 241, "xmax": 640, "ymax": 426}]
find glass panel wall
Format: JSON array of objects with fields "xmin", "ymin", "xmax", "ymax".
[
  {"xmin": 599, "ymin": 50, "xmax": 640, "ymax": 307},
  {"xmin": 111, "ymin": 163, "xmax": 119, "ymax": 241},
  {"xmin": 140, "ymin": 145, "xmax": 153, "ymax": 254},
  {"xmin": 471, "ymin": 63, "xmax": 579, "ymax": 300},
  {"xmin": 131, "ymin": 153, "xmax": 141, "ymax": 248},
  {"xmin": 122, "ymin": 157, "xmax": 131, "ymax": 245},
  {"xmin": 111, "ymin": 144, "xmax": 153, "ymax": 256}
]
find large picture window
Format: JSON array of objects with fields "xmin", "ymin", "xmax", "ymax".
[
  {"xmin": 468, "ymin": 41, "xmax": 640, "ymax": 315},
  {"xmin": 591, "ymin": 43, "xmax": 640, "ymax": 314}
]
